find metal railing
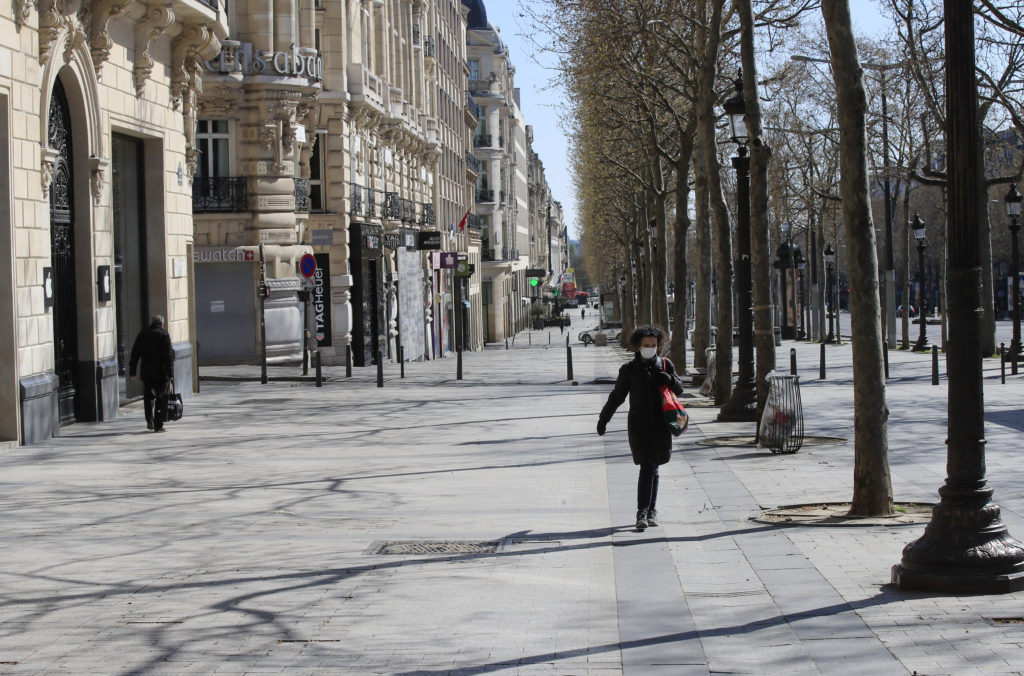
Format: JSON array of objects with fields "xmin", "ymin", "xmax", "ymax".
[
  {"xmin": 474, "ymin": 134, "xmax": 492, "ymax": 148},
  {"xmin": 466, "ymin": 151, "xmax": 480, "ymax": 173},
  {"xmin": 468, "ymin": 213, "xmax": 482, "ymax": 230},
  {"xmin": 367, "ymin": 188, "xmax": 377, "ymax": 217},
  {"xmin": 424, "ymin": 36, "xmax": 435, "ymax": 57},
  {"xmin": 412, "ymin": 23, "xmax": 420, "ymax": 46},
  {"xmin": 294, "ymin": 178, "xmax": 309, "ymax": 213},
  {"xmin": 195, "ymin": 0, "xmax": 219, "ymax": 11},
  {"xmin": 193, "ymin": 177, "xmax": 247, "ymax": 213},
  {"xmin": 467, "ymin": 94, "xmax": 482, "ymax": 119},
  {"xmin": 422, "ymin": 203, "xmax": 435, "ymax": 226},
  {"xmin": 477, "ymin": 189, "xmax": 495, "ymax": 203},
  {"xmin": 500, "ymin": 190, "xmax": 506, "ymax": 204},
  {"xmin": 400, "ymin": 198, "xmax": 416, "ymax": 223}
]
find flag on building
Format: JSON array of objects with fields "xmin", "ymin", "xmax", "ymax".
[{"xmin": 458, "ymin": 209, "xmax": 471, "ymax": 231}]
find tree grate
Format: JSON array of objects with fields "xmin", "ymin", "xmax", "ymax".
[{"xmin": 366, "ymin": 540, "xmax": 500, "ymax": 555}]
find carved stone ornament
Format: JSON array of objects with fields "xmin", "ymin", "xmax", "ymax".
[
  {"xmin": 259, "ymin": 124, "xmax": 277, "ymax": 152},
  {"xmin": 89, "ymin": 155, "xmax": 108, "ymax": 206},
  {"xmin": 184, "ymin": 147, "xmax": 200, "ymax": 184},
  {"xmin": 89, "ymin": 0, "xmax": 129, "ymax": 79},
  {"xmin": 41, "ymin": 146, "xmax": 59, "ymax": 197},
  {"xmin": 38, "ymin": 0, "xmax": 69, "ymax": 64},
  {"xmin": 134, "ymin": 1, "xmax": 175, "ymax": 96},
  {"xmin": 14, "ymin": 0, "xmax": 35, "ymax": 28},
  {"xmin": 198, "ymin": 86, "xmax": 242, "ymax": 118}
]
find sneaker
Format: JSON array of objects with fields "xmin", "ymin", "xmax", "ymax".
[
  {"xmin": 646, "ymin": 508, "xmax": 658, "ymax": 527},
  {"xmin": 147, "ymin": 422, "xmax": 153, "ymax": 430},
  {"xmin": 154, "ymin": 426, "xmax": 165, "ymax": 433},
  {"xmin": 635, "ymin": 509, "xmax": 648, "ymax": 530}
]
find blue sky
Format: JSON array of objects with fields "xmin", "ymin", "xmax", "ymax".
[{"xmin": 482, "ymin": 1, "xmax": 891, "ymax": 239}]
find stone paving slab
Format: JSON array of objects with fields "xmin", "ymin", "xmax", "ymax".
[{"xmin": 2, "ymin": 315, "xmax": 1024, "ymax": 674}]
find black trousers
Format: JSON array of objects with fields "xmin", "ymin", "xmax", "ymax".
[
  {"xmin": 143, "ymin": 378, "xmax": 168, "ymax": 429},
  {"xmin": 637, "ymin": 463, "xmax": 660, "ymax": 512}
]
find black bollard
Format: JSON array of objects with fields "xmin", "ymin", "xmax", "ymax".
[
  {"xmin": 566, "ymin": 335, "xmax": 570, "ymax": 348},
  {"xmin": 931, "ymin": 345, "xmax": 939, "ymax": 386},
  {"xmin": 819, "ymin": 343, "xmax": 826, "ymax": 380},
  {"xmin": 302, "ymin": 330, "xmax": 309, "ymax": 376},
  {"xmin": 1001, "ymin": 343, "xmax": 1006, "ymax": 385},
  {"xmin": 567, "ymin": 345, "xmax": 574, "ymax": 381},
  {"xmin": 314, "ymin": 350, "xmax": 322, "ymax": 388},
  {"xmin": 790, "ymin": 348, "xmax": 797, "ymax": 376},
  {"xmin": 377, "ymin": 350, "xmax": 384, "ymax": 388},
  {"xmin": 400, "ymin": 346, "xmax": 405, "ymax": 379},
  {"xmin": 548, "ymin": 332, "xmax": 551, "ymax": 345},
  {"xmin": 883, "ymin": 342, "xmax": 889, "ymax": 380},
  {"xmin": 346, "ymin": 344, "xmax": 352, "ymax": 378},
  {"xmin": 457, "ymin": 348, "xmax": 463, "ymax": 380},
  {"xmin": 529, "ymin": 333, "xmax": 532, "ymax": 346},
  {"xmin": 505, "ymin": 338, "xmax": 508, "ymax": 350}
]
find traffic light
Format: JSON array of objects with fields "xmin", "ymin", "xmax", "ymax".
[{"xmin": 530, "ymin": 277, "xmax": 539, "ymax": 287}]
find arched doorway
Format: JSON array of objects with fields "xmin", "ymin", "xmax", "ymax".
[{"xmin": 49, "ymin": 79, "xmax": 79, "ymax": 425}]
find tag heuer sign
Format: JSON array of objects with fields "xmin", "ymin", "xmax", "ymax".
[
  {"xmin": 418, "ymin": 231, "xmax": 442, "ymax": 250},
  {"xmin": 383, "ymin": 233, "xmax": 401, "ymax": 250}
]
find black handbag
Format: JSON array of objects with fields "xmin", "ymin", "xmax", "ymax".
[{"xmin": 162, "ymin": 381, "xmax": 183, "ymax": 422}]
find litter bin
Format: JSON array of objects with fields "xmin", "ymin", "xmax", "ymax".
[
  {"xmin": 758, "ymin": 371, "xmax": 804, "ymax": 454},
  {"xmin": 595, "ymin": 333, "xmax": 608, "ymax": 346}
]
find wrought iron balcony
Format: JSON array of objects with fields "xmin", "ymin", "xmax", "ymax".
[
  {"xmin": 467, "ymin": 94, "xmax": 482, "ymax": 119},
  {"xmin": 466, "ymin": 151, "xmax": 480, "ymax": 173},
  {"xmin": 195, "ymin": 0, "xmax": 219, "ymax": 11},
  {"xmin": 294, "ymin": 178, "xmax": 309, "ymax": 213},
  {"xmin": 424, "ymin": 36, "xmax": 435, "ymax": 58},
  {"xmin": 422, "ymin": 203, "xmax": 435, "ymax": 226},
  {"xmin": 367, "ymin": 188, "xmax": 377, "ymax": 217},
  {"xmin": 477, "ymin": 189, "xmax": 495, "ymax": 203},
  {"xmin": 468, "ymin": 213, "xmax": 482, "ymax": 230},
  {"xmin": 474, "ymin": 134, "xmax": 492, "ymax": 148},
  {"xmin": 412, "ymin": 23, "xmax": 421, "ymax": 46},
  {"xmin": 193, "ymin": 176, "xmax": 247, "ymax": 213},
  {"xmin": 400, "ymin": 198, "xmax": 416, "ymax": 223}
]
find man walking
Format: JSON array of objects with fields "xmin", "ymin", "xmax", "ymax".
[{"xmin": 129, "ymin": 315, "xmax": 175, "ymax": 432}]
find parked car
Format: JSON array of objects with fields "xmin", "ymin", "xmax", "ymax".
[
  {"xmin": 579, "ymin": 321, "xmax": 622, "ymax": 344},
  {"xmin": 897, "ymin": 304, "xmax": 917, "ymax": 318}
]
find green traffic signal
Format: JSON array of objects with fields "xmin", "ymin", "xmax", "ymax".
[{"xmin": 530, "ymin": 278, "xmax": 539, "ymax": 287}]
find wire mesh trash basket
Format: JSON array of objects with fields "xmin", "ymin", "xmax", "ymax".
[
  {"xmin": 758, "ymin": 371, "xmax": 804, "ymax": 454},
  {"xmin": 699, "ymin": 347, "xmax": 716, "ymax": 397}
]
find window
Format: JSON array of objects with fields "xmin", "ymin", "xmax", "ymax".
[
  {"xmin": 468, "ymin": 59, "xmax": 479, "ymax": 81},
  {"xmin": 196, "ymin": 119, "xmax": 231, "ymax": 179},
  {"xmin": 310, "ymin": 132, "xmax": 325, "ymax": 211}
]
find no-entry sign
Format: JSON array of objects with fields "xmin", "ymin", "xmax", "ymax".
[{"xmin": 299, "ymin": 253, "xmax": 317, "ymax": 278}]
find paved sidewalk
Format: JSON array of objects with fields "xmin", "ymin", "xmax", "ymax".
[{"xmin": 2, "ymin": 320, "xmax": 1024, "ymax": 675}]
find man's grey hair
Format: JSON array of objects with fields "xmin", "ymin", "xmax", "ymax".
[{"xmin": 151, "ymin": 315, "xmax": 165, "ymax": 327}]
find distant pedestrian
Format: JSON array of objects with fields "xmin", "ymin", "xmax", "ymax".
[
  {"xmin": 581, "ymin": 307, "xmax": 586, "ymax": 319},
  {"xmin": 129, "ymin": 315, "xmax": 175, "ymax": 432},
  {"xmin": 596, "ymin": 325, "xmax": 683, "ymax": 531}
]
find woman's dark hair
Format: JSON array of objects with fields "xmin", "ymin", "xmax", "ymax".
[{"xmin": 628, "ymin": 324, "xmax": 667, "ymax": 351}]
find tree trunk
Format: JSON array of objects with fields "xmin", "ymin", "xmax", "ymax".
[
  {"xmin": 671, "ymin": 133, "xmax": 697, "ymax": 371},
  {"xmin": 737, "ymin": 0, "xmax": 775, "ymax": 429},
  {"xmin": 693, "ymin": 144, "xmax": 712, "ymax": 370},
  {"xmin": 818, "ymin": 213, "xmax": 827, "ymax": 343},
  {"xmin": 822, "ymin": 0, "xmax": 894, "ymax": 516},
  {"xmin": 901, "ymin": 174, "xmax": 912, "ymax": 349},
  {"xmin": 651, "ymin": 154, "xmax": 670, "ymax": 331},
  {"xmin": 707, "ymin": 128, "xmax": 734, "ymax": 405}
]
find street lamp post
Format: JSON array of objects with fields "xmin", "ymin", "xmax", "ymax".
[
  {"xmin": 796, "ymin": 250, "xmax": 807, "ymax": 340},
  {"xmin": 912, "ymin": 213, "xmax": 930, "ymax": 352},
  {"xmin": 718, "ymin": 72, "xmax": 757, "ymax": 422},
  {"xmin": 1006, "ymin": 183, "xmax": 1022, "ymax": 374},
  {"xmin": 775, "ymin": 240, "xmax": 796, "ymax": 340},
  {"xmin": 893, "ymin": 0, "xmax": 1024, "ymax": 593},
  {"xmin": 824, "ymin": 242, "xmax": 836, "ymax": 344}
]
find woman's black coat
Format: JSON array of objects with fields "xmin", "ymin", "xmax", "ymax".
[{"xmin": 598, "ymin": 355, "xmax": 684, "ymax": 466}]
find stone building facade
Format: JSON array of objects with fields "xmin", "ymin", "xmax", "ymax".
[{"xmin": 2, "ymin": 0, "xmax": 228, "ymax": 444}]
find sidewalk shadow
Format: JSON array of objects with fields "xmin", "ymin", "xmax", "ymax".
[
  {"xmin": 393, "ymin": 588, "xmax": 910, "ymax": 675},
  {"xmin": 987, "ymin": 408, "xmax": 1024, "ymax": 433}
]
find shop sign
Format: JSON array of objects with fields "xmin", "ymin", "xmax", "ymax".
[
  {"xmin": 313, "ymin": 253, "xmax": 332, "ymax": 346},
  {"xmin": 383, "ymin": 233, "xmax": 401, "ymax": 250},
  {"xmin": 418, "ymin": 230, "xmax": 442, "ymax": 250},
  {"xmin": 193, "ymin": 247, "xmax": 256, "ymax": 263},
  {"xmin": 401, "ymin": 230, "xmax": 417, "ymax": 250},
  {"xmin": 365, "ymin": 234, "xmax": 381, "ymax": 250},
  {"xmin": 439, "ymin": 252, "xmax": 458, "ymax": 269},
  {"xmin": 205, "ymin": 42, "xmax": 323, "ymax": 81}
]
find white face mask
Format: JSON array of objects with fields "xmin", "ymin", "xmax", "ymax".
[{"xmin": 639, "ymin": 347, "xmax": 658, "ymax": 360}]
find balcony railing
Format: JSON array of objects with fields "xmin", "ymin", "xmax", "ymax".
[
  {"xmin": 193, "ymin": 176, "xmax": 247, "ymax": 213},
  {"xmin": 500, "ymin": 190, "xmax": 506, "ymax": 204},
  {"xmin": 350, "ymin": 183, "xmax": 363, "ymax": 216},
  {"xmin": 476, "ymin": 189, "xmax": 495, "ymax": 203},
  {"xmin": 466, "ymin": 151, "xmax": 480, "ymax": 173},
  {"xmin": 424, "ymin": 36, "xmax": 435, "ymax": 58},
  {"xmin": 474, "ymin": 134, "xmax": 492, "ymax": 148},
  {"xmin": 468, "ymin": 213, "xmax": 482, "ymax": 230},
  {"xmin": 195, "ymin": 0, "xmax": 219, "ymax": 11},
  {"xmin": 367, "ymin": 188, "xmax": 377, "ymax": 217},
  {"xmin": 412, "ymin": 23, "xmax": 421, "ymax": 46},
  {"xmin": 294, "ymin": 178, "xmax": 309, "ymax": 213},
  {"xmin": 422, "ymin": 202, "xmax": 435, "ymax": 226},
  {"xmin": 467, "ymin": 94, "xmax": 482, "ymax": 119},
  {"xmin": 400, "ymin": 198, "xmax": 416, "ymax": 223}
]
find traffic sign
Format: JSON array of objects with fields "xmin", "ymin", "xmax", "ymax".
[{"xmin": 299, "ymin": 253, "xmax": 317, "ymax": 278}]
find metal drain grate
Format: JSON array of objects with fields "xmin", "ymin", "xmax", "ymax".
[
  {"xmin": 366, "ymin": 540, "xmax": 500, "ymax": 555},
  {"xmin": 237, "ymin": 398, "xmax": 296, "ymax": 406},
  {"xmin": 991, "ymin": 617, "xmax": 1024, "ymax": 624}
]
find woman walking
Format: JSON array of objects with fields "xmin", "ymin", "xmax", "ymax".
[{"xmin": 597, "ymin": 325, "xmax": 684, "ymax": 530}]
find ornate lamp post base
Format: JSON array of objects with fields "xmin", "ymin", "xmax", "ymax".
[
  {"xmin": 892, "ymin": 485, "xmax": 1024, "ymax": 593},
  {"xmin": 912, "ymin": 334, "xmax": 931, "ymax": 352},
  {"xmin": 717, "ymin": 380, "xmax": 757, "ymax": 422}
]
